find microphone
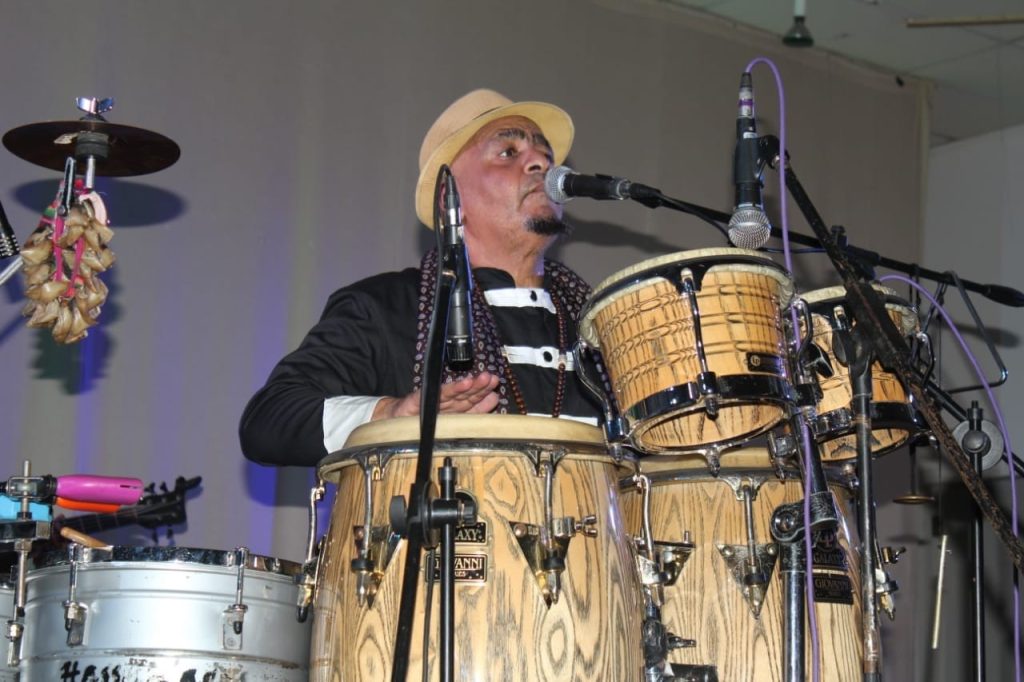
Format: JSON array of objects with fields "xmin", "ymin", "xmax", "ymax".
[
  {"xmin": 443, "ymin": 170, "xmax": 473, "ymax": 370},
  {"xmin": 728, "ymin": 71, "xmax": 772, "ymax": 250},
  {"xmin": 0, "ymin": 198, "xmax": 19, "ymax": 261},
  {"xmin": 544, "ymin": 165, "xmax": 660, "ymax": 205}
]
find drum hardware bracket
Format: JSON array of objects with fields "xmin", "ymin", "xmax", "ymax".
[
  {"xmin": 679, "ymin": 273, "xmax": 720, "ymax": 420},
  {"xmin": 641, "ymin": 598, "xmax": 718, "ymax": 681},
  {"xmin": 719, "ymin": 474, "xmax": 769, "ymax": 500},
  {"xmin": 510, "ymin": 457, "xmax": 596, "ymax": 606},
  {"xmin": 221, "ymin": 547, "xmax": 250, "ymax": 650},
  {"xmin": 351, "ymin": 523, "xmax": 403, "ymax": 607},
  {"xmin": 636, "ymin": 537, "xmax": 694, "ymax": 590},
  {"xmin": 717, "ymin": 543, "xmax": 778, "ymax": 617},
  {"xmin": 352, "ymin": 460, "xmax": 400, "ymax": 608},
  {"xmin": 717, "ymin": 482, "xmax": 776, "ymax": 617},
  {"xmin": 62, "ymin": 543, "xmax": 95, "ymax": 647},
  {"xmin": 523, "ymin": 446, "xmax": 567, "ymax": 477},
  {"xmin": 296, "ymin": 480, "xmax": 325, "ymax": 622},
  {"xmin": 510, "ymin": 515, "xmax": 597, "ymax": 607},
  {"xmin": 632, "ymin": 474, "xmax": 695, "ymax": 599}
]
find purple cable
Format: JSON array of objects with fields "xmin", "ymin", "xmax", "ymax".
[
  {"xmin": 745, "ymin": 56, "xmax": 822, "ymax": 682},
  {"xmin": 881, "ymin": 273, "xmax": 1021, "ymax": 682}
]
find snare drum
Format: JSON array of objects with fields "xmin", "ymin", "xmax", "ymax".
[
  {"xmin": 311, "ymin": 415, "xmax": 643, "ymax": 681},
  {"xmin": 801, "ymin": 284, "xmax": 921, "ymax": 460},
  {"xmin": 21, "ymin": 546, "xmax": 311, "ymax": 681},
  {"xmin": 580, "ymin": 248, "xmax": 794, "ymax": 457},
  {"xmin": 620, "ymin": 450, "xmax": 863, "ymax": 681}
]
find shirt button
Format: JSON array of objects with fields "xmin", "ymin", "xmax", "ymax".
[
  {"xmin": 543, "ymin": 351, "xmax": 553, "ymax": 362},
  {"xmin": 530, "ymin": 291, "xmax": 538, "ymax": 302}
]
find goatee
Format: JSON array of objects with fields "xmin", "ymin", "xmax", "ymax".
[{"xmin": 526, "ymin": 216, "xmax": 572, "ymax": 237}]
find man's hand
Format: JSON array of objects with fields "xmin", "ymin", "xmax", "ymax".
[{"xmin": 372, "ymin": 372, "xmax": 500, "ymax": 420}]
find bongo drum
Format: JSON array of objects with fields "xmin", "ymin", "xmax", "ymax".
[
  {"xmin": 20, "ymin": 546, "xmax": 311, "ymax": 681},
  {"xmin": 619, "ymin": 450, "xmax": 863, "ymax": 681},
  {"xmin": 310, "ymin": 415, "xmax": 643, "ymax": 681},
  {"xmin": 580, "ymin": 248, "xmax": 795, "ymax": 459},
  {"xmin": 801, "ymin": 284, "xmax": 921, "ymax": 461}
]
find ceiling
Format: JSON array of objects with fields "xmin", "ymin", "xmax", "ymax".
[{"xmin": 661, "ymin": 0, "xmax": 1024, "ymax": 145}]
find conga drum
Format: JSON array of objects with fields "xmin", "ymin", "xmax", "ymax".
[
  {"xmin": 800, "ymin": 284, "xmax": 922, "ymax": 461},
  {"xmin": 311, "ymin": 415, "xmax": 643, "ymax": 681},
  {"xmin": 619, "ymin": 449, "xmax": 864, "ymax": 681},
  {"xmin": 579, "ymin": 248, "xmax": 795, "ymax": 460}
]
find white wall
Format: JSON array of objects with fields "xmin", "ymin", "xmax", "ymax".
[{"xmin": 886, "ymin": 122, "xmax": 1024, "ymax": 681}]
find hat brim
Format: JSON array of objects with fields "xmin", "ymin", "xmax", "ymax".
[{"xmin": 415, "ymin": 101, "xmax": 574, "ymax": 228}]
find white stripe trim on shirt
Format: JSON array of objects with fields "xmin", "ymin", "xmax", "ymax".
[
  {"xmin": 503, "ymin": 345, "xmax": 575, "ymax": 370},
  {"xmin": 483, "ymin": 288, "xmax": 556, "ymax": 314}
]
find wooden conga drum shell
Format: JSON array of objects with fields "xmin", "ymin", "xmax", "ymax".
[
  {"xmin": 311, "ymin": 415, "xmax": 644, "ymax": 681},
  {"xmin": 620, "ymin": 450, "xmax": 864, "ymax": 681},
  {"xmin": 802, "ymin": 285, "xmax": 921, "ymax": 461},
  {"xmin": 581, "ymin": 248, "xmax": 794, "ymax": 455}
]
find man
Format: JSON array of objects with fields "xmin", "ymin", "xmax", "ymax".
[{"xmin": 239, "ymin": 89, "xmax": 603, "ymax": 467}]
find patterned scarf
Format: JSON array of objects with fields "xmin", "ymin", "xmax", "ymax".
[{"xmin": 411, "ymin": 248, "xmax": 592, "ymax": 414}]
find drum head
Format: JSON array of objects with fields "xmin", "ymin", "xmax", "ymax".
[
  {"xmin": 33, "ymin": 546, "xmax": 300, "ymax": 575},
  {"xmin": 318, "ymin": 414, "xmax": 610, "ymax": 481},
  {"xmin": 802, "ymin": 283, "xmax": 918, "ymax": 336},
  {"xmin": 581, "ymin": 247, "xmax": 794, "ymax": 347}
]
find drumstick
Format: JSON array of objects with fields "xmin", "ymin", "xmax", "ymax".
[
  {"xmin": 931, "ymin": 534, "xmax": 949, "ymax": 649},
  {"xmin": 59, "ymin": 526, "xmax": 111, "ymax": 549}
]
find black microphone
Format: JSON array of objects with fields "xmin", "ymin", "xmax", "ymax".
[
  {"xmin": 728, "ymin": 71, "xmax": 772, "ymax": 250},
  {"xmin": 0, "ymin": 199, "xmax": 19, "ymax": 260},
  {"xmin": 544, "ymin": 165, "xmax": 660, "ymax": 205},
  {"xmin": 443, "ymin": 170, "xmax": 473, "ymax": 370}
]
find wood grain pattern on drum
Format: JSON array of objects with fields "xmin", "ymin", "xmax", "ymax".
[
  {"xmin": 803, "ymin": 290, "xmax": 918, "ymax": 461},
  {"xmin": 586, "ymin": 263, "xmax": 790, "ymax": 453},
  {"xmin": 312, "ymin": 417, "xmax": 644, "ymax": 682},
  {"xmin": 621, "ymin": 451, "xmax": 864, "ymax": 681}
]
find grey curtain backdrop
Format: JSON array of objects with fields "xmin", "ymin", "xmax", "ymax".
[{"xmin": 0, "ymin": 0, "xmax": 946, "ymax": 677}]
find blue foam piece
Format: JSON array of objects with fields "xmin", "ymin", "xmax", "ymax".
[{"xmin": 0, "ymin": 494, "xmax": 51, "ymax": 521}]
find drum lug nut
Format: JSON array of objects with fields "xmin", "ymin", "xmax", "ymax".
[
  {"xmin": 667, "ymin": 635, "xmax": 696, "ymax": 650},
  {"xmin": 574, "ymin": 514, "xmax": 598, "ymax": 537},
  {"xmin": 222, "ymin": 603, "xmax": 248, "ymax": 650},
  {"xmin": 62, "ymin": 600, "xmax": 87, "ymax": 646}
]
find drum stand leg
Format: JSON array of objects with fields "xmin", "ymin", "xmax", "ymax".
[
  {"xmin": 847, "ymin": 329, "xmax": 884, "ymax": 682},
  {"xmin": 770, "ymin": 501, "xmax": 808, "ymax": 682}
]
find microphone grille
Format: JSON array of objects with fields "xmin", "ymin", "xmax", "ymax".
[
  {"xmin": 544, "ymin": 165, "xmax": 573, "ymax": 204},
  {"xmin": 727, "ymin": 207, "xmax": 772, "ymax": 249}
]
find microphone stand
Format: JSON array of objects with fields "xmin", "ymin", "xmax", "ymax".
[
  {"xmin": 388, "ymin": 167, "xmax": 475, "ymax": 682},
  {"xmin": 754, "ymin": 133, "xmax": 1024, "ymax": 575},
  {"xmin": 635, "ymin": 138, "xmax": 1024, "ymax": 570}
]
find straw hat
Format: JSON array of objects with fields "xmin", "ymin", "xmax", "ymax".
[{"xmin": 414, "ymin": 89, "xmax": 574, "ymax": 227}]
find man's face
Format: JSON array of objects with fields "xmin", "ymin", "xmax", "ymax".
[{"xmin": 450, "ymin": 116, "xmax": 567, "ymax": 241}]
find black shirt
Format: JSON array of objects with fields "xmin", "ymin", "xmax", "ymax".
[{"xmin": 239, "ymin": 266, "xmax": 602, "ymax": 466}]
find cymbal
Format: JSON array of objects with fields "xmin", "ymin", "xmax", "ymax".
[{"xmin": 2, "ymin": 119, "xmax": 180, "ymax": 177}]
